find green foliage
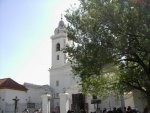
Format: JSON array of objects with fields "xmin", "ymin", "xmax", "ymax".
[{"xmin": 65, "ymin": 0, "xmax": 150, "ymax": 97}]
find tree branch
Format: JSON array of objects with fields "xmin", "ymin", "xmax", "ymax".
[
  {"xmin": 132, "ymin": 53, "xmax": 150, "ymax": 80},
  {"xmin": 122, "ymin": 80, "xmax": 147, "ymax": 94}
]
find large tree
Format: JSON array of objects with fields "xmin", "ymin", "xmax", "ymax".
[{"xmin": 65, "ymin": 0, "xmax": 150, "ymax": 105}]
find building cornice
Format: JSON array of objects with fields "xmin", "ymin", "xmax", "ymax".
[
  {"xmin": 50, "ymin": 62, "xmax": 71, "ymax": 71},
  {"xmin": 50, "ymin": 33, "xmax": 67, "ymax": 40}
]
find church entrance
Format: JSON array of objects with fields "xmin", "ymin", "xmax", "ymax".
[{"xmin": 71, "ymin": 93, "xmax": 88, "ymax": 113}]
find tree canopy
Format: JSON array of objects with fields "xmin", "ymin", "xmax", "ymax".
[{"xmin": 65, "ymin": 0, "xmax": 150, "ymax": 104}]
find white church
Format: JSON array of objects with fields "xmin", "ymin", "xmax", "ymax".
[
  {"xmin": 49, "ymin": 17, "xmax": 125, "ymax": 113},
  {"xmin": 0, "ymin": 19, "xmax": 148, "ymax": 113},
  {"xmin": 49, "ymin": 18, "xmax": 148, "ymax": 113}
]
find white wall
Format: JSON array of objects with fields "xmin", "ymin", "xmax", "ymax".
[
  {"xmin": 51, "ymin": 33, "xmax": 67, "ymax": 68},
  {"xmin": 0, "ymin": 83, "xmax": 52, "ymax": 113},
  {"xmin": 124, "ymin": 92, "xmax": 135, "ymax": 108},
  {"xmin": 4, "ymin": 89, "xmax": 27, "ymax": 104},
  {"xmin": 26, "ymin": 87, "xmax": 43, "ymax": 103},
  {"xmin": 124, "ymin": 90, "xmax": 147, "ymax": 113},
  {"xmin": 0, "ymin": 89, "xmax": 6, "ymax": 113},
  {"xmin": 0, "ymin": 89, "xmax": 27, "ymax": 113},
  {"xmin": 133, "ymin": 90, "xmax": 147, "ymax": 113},
  {"xmin": 50, "ymin": 65, "xmax": 73, "ymax": 92}
]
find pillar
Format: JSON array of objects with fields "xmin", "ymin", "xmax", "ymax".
[
  {"xmin": 59, "ymin": 93, "xmax": 69, "ymax": 113},
  {"xmin": 41, "ymin": 94, "xmax": 52, "ymax": 113}
]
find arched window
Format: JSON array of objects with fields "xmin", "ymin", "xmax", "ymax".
[
  {"xmin": 57, "ymin": 55, "xmax": 59, "ymax": 60},
  {"xmin": 56, "ymin": 43, "xmax": 60, "ymax": 51}
]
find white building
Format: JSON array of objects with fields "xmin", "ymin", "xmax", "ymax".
[
  {"xmin": 49, "ymin": 18, "xmax": 148, "ymax": 113},
  {"xmin": 0, "ymin": 78, "xmax": 52, "ymax": 113},
  {"xmin": 49, "ymin": 18, "xmax": 124, "ymax": 113},
  {"xmin": 0, "ymin": 18, "xmax": 148, "ymax": 113}
]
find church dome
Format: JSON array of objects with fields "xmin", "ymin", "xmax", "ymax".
[
  {"xmin": 54, "ymin": 28, "xmax": 59, "ymax": 34},
  {"xmin": 58, "ymin": 19, "xmax": 65, "ymax": 29},
  {"xmin": 54, "ymin": 17, "xmax": 66, "ymax": 35}
]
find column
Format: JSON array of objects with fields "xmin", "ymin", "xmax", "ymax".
[
  {"xmin": 41, "ymin": 94, "xmax": 52, "ymax": 113},
  {"xmin": 59, "ymin": 93, "xmax": 69, "ymax": 113}
]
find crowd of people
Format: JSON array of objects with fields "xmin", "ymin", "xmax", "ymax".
[
  {"xmin": 93, "ymin": 106, "xmax": 150, "ymax": 113},
  {"xmin": 99, "ymin": 106, "xmax": 137, "ymax": 113},
  {"xmin": 67, "ymin": 106, "xmax": 150, "ymax": 113},
  {"xmin": 22, "ymin": 106, "xmax": 150, "ymax": 113}
]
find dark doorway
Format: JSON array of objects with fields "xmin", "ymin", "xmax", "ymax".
[{"xmin": 71, "ymin": 93, "xmax": 88, "ymax": 113}]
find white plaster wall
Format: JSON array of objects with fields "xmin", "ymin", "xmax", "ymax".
[
  {"xmin": 4, "ymin": 89, "xmax": 27, "ymax": 104},
  {"xmin": 124, "ymin": 93, "xmax": 135, "ymax": 108},
  {"xmin": 0, "ymin": 89, "xmax": 6, "ymax": 113},
  {"xmin": 0, "ymin": 84, "xmax": 52, "ymax": 113},
  {"xmin": 0, "ymin": 89, "xmax": 6, "ymax": 98},
  {"xmin": 26, "ymin": 87, "xmax": 43, "ymax": 103},
  {"xmin": 50, "ymin": 66, "xmax": 81, "ymax": 111},
  {"xmin": 51, "ymin": 33, "xmax": 67, "ymax": 68},
  {"xmin": 0, "ymin": 89, "xmax": 27, "ymax": 113},
  {"xmin": 132, "ymin": 90, "xmax": 147, "ymax": 113},
  {"xmin": 86, "ymin": 96, "xmax": 95, "ymax": 113},
  {"xmin": 24, "ymin": 83, "xmax": 51, "ymax": 104},
  {"xmin": 50, "ymin": 65, "xmax": 74, "ymax": 93},
  {"xmin": 59, "ymin": 93, "xmax": 69, "ymax": 113},
  {"xmin": 41, "ymin": 94, "xmax": 51, "ymax": 113},
  {"xmin": 50, "ymin": 65, "xmax": 73, "ymax": 109},
  {"xmin": 100, "ymin": 93, "xmax": 122, "ymax": 110}
]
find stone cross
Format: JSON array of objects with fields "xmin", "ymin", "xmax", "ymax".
[{"xmin": 12, "ymin": 96, "xmax": 19, "ymax": 113}]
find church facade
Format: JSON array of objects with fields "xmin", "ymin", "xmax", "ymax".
[
  {"xmin": 0, "ymin": 18, "xmax": 148, "ymax": 113},
  {"xmin": 49, "ymin": 18, "xmax": 124, "ymax": 113}
]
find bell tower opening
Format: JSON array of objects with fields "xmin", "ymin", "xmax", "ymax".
[
  {"xmin": 56, "ymin": 43, "xmax": 60, "ymax": 51},
  {"xmin": 50, "ymin": 16, "xmax": 68, "ymax": 68}
]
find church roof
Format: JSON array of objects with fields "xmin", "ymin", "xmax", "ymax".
[
  {"xmin": 58, "ymin": 19, "xmax": 65, "ymax": 28},
  {"xmin": 0, "ymin": 78, "xmax": 27, "ymax": 91},
  {"xmin": 54, "ymin": 17, "xmax": 66, "ymax": 35}
]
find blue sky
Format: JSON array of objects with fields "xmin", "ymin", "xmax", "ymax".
[{"xmin": 0, "ymin": 0, "xmax": 78, "ymax": 85}]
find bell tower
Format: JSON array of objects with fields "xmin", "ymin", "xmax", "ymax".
[
  {"xmin": 50, "ymin": 17, "xmax": 67, "ymax": 69},
  {"xmin": 49, "ymin": 17, "xmax": 82, "ymax": 113},
  {"xmin": 49, "ymin": 17, "xmax": 71, "ymax": 112}
]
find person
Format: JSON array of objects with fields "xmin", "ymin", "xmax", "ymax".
[
  {"xmin": 34, "ymin": 110, "xmax": 39, "ymax": 113},
  {"xmin": 108, "ymin": 110, "xmax": 113, "ymax": 113},
  {"xmin": 96, "ymin": 108, "xmax": 102, "ymax": 113},
  {"xmin": 117, "ymin": 107, "xmax": 123, "ymax": 113},
  {"xmin": 143, "ymin": 107, "xmax": 150, "ymax": 113},
  {"xmin": 127, "ymin": 106, "xmax": 132, "ymax": 113},
  {"xmin": 123, "ymin": 107, "xmax": 127, "ymax": 113},
  {"xmin": 103, "ymin": 109, "xmax": 107, "ymax": 113},
  {"xmin": 22, "ymin": 109, "xmax": 29, "ymax": 113},
  {"xmin": 113, "ymin": 107, "xmax": 117, "ymax": 113},
  {"xmin": 67, "ymin": 110, "xmax": 72, "ymax": 113}
]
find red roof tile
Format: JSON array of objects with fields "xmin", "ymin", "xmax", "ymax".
[{"xmin": 0, "ymin": 78, "xmax": 27, "ymax": 91}]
